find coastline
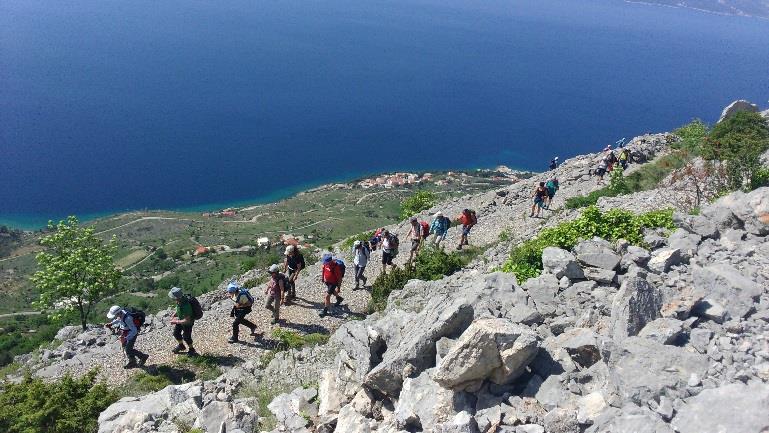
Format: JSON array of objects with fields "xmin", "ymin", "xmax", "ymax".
[
  {"xmin": 623, "ymin": 0, "xmax": 769, "ymax": 20},
  {"xmin": 0, "ymin": 165, "xmax": 531, "ymax": 231}
]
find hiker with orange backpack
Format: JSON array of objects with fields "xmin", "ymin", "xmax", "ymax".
[
  {"xmin": 319, "ymin": 254, "xmax": 344, "ymax": 317},
  {"xmin": 457, "ymin": 209, "xmax": 477, "ymax": 250}
]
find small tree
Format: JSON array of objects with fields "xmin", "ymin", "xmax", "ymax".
[
  {"xmin": 31, "ymin": 216, "xmax": 121, "ymax": 330},
  {"xmin": 400, "ymin": 190, "xmax": 437, "ymax": 219}
]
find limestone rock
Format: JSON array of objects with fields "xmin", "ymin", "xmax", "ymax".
[
  {"xmin": 434, "ymin": 318, "xmax": 539, "ymax": 389},
  {"xmin": 610, "ymin": 278, "xmax": 663, "ymax": 340},
  {"xmin": 541, "ymin": 247, "xmax": 584, "ymax": 280},
  {"xmin": 647, "ymin": 248, "xmax": 682, "ymax": 273},
  {"xmin": 638, "ymin": 318, "xmax": 685, "ymax": 345},
  {"xmin": 671, "ymin": 382, "xmax": 769, "ymax": 433},
  {"xmin": 395, "ymin": 369, "xmax": 473, "ymax": 432},
  {"xmin": 718, "ymin": 99, "xmax": 759, "ymax": 123},
  {"xmin": 693, "ymin": 263, "xmax": 762, "ymax": 320},
  {"xmin": 574, "ymin": 239, "xmax": 620, "ymax": 270}
]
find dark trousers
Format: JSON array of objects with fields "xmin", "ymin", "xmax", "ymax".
[
  {"xmin": 287, "ymin": 269, "xmax": 298, "ymax": 297},
  {"xmin": 124, "ymin": 337, "xmax": 145, "ymax": 363},
  {"xmin": 173, "ymin": 324, "xmax": 194, "ymax": 346},
  {"xmin": 354, "ymin": 265, "xmax": 367, "ymax": 285},
  {"xmin": 232, "ymin": 308, "xmax": 255, "ymax": 338}
]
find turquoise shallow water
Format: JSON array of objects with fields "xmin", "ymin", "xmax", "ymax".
[{"xmin": 2, "ymin": 0, "xmax": 769, "ymax": 229}]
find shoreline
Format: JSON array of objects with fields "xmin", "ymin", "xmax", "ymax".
[{"xmin": 0, "ymin": 165, "xmax": 531, "ymax": 231}]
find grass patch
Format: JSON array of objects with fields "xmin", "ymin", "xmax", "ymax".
[
  {"xmin": 501, "ymin": 206, "xmax": 675, "ymax": 282},
  {"xmin": 368, "ymin": 245, "xmax": 483, "ymax": 312},
  {"xmin": 341, "ymin": 230, "xmax": 375, "ymax": 251},
  {"xmin": 271, "ymin": 329, "xmax": 329, "ymax": 352},
  {"xmin": 565, "ymin": 150, "xmax": 695, "ymax": 209},
  {"xmin": 235, "ymin": 384, "xmax": 292, "ymax": 432},
  {"xmin": 118, "ymin": 353, "xmax": 229, "ymax": 397}
]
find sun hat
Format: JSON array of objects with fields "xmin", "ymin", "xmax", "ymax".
[
  {"xmin": 435, "ymin": 211, "xmax": 443, "ymax": 217},
  {"xmin": 107, "ymin": 305, "xmax": 121, "ymax": 319},
  {"xmin": 322, "ymin": 254, "xmax": 333, "ymax": 263},
  {"xmin": 284, "ymin": 245, "xmax": 296, "ymax": 255},
  {"xmin": 353, "ymin": 240, "xmax": 362, "ymax": 247},
  {"xmin": 168, "ymin": 287, "xmax": 183, "ymax": 299},
  {"xmin": 227, "ymin": 281, "xmax": 240, "ymax": 293},
  {"xmin": 268, "ymin": 264, "xmax": 280, "ymax": 273}
]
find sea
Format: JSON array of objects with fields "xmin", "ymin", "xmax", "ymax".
[{"xmin": 1, "ymin": 0, "xmax": 768, "ymax": 229}]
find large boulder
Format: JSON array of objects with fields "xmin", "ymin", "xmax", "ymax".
[
  {"xmin": 647, "ymin": 248, "xmax": 682, "ymax": 274},
  {"xmin": 610, "ymin": 278, "xmax": 663, "ymax": 340},
  {"xmin": 363, "ymin": 296, "xmax": 474, "ymax": 396},
  {"xmin": 619, "ymin": 246, "xmax": 650, "ymax": 271},
  {"xmin": 98, "ymin": 383, "xmax": 203, "ymax": 433},
  {"xmin": 541, "ymin": 247, "xmax": 584, "ymax": 280},
  {"xmin": 671, "ymin": 382, "xmax": 769, "ymax": 433},
  {"xmin": 692, "ymin": 263, "xmax": 762, "ymax": 320},
  {"xmin": 718, "ymin": 99, "xmax": 759, "ymax": 123},
  {"xmin": 607, "ymin": 337, "xmax": 709, "ymax": 404},
  {"xmin": 434, "ymin": 318, "xmax": 539, "ymax": 389},
  {"xmin": 586, "ymin": 404, "xmax": 674, "ymax": 433},
  {"xmin": 574, "ymin": 239, "xmax": 620, "ymax": 270},
  {"xmin": 395, "ymin": 369, "xmax": 474, "ymax": 432},
  {"xmin": 709, "ymin": 187, "xmax": 769, "ymax": 235},
  {"xmin": 522, "ymin": 273, "xmax": 560, "ymax": 316},
  {"xmin": 637, "ymin": 318, "xmax": 686, "ymax": 345}
]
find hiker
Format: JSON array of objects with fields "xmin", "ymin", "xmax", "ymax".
[
  {"xmin": 283, "ymin": 245, "xmax": 305, "ymax": 302},
  {"xmin": 530, "ymin": 182, "xmax": 548, "ymax": 218},
  {"xmin": 370, "ymin": 228, "xmax": 384, "ymax": 251},
  {"xmin": 549, "ymin": 156, "xmax": 559, "ymax": 170},
  {"xmin": 604, "ymin": 146, "xmax": 617, "ymax": 172},
  {"xmin": 380, "ymin": 229, "xmax": 398, "ymax": 274},
  {"xmin": 407, "ymin": 217, "xmax": 422, "ymax": 262},
  {"xmin": 264, "ymin": 264, "xmax": 286, "ymax": 325},
  {"xmin": 106, "ymin": 305, "xmax": 149, "ymax": 369},
  {"xmin": 430, "ymin": 211, "xmax": 450, "ymax": 246},
  {"xmin": 169, "ymin": 287, "xmax": 197, "ymax": 356},
  {"xmin": 545, "ymin": 178, "xmax": 559, "ymax": 209},
  {"xmin": 352, "ymin": 240, "xmax": 370, "ymax": 290},
  {"xmin": 618, "ymin": 148, "xmax": 630, "ymax": 170},
  {"xmin": 320, "ymin": 254, "xmax": 344, "ymax": 317},
  {"xmin": 227, "ymin": 281, "xmax": 258, "ymax": 343},
  {"xmin": 457, "ymin": 209, "xmax": 477, "ymax": 250},
  {"xmin": 596, "ymin": 159, "xmax": 608, "ymax": 184}
]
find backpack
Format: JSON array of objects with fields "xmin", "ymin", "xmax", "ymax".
[
  {"xmin": 390, "ymin": 234, "xmax": 400, "ymax": 254},
  {"xmin": 335, "ymin": 259, "xmax": 346, "ymax": 279},
  {"xmin": 125, "ymin": 307, "xmax": 146, "ymax": 328},
  {"xmin": 420, "ymin": 221, "xmax": 430, "ymax": 238},
  {"xmin": 185, "ymin": 294, "xmax": 204, "ymax": 320},
  {"xmin": 468, "ymin": 210, "xmax": 478, "ymax": 225},
  {"xmin": 239, "ymin": 288, "xmax": 254, "ymax": 306}
]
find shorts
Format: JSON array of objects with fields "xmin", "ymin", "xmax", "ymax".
[
  {"xmin": 596, "ymin": 168, "xmax": 606, "ymax": 176},
  {"xmin": 547, "ymin": 189, "xmax": 555, "ymax": 199},
  {"xmin": 382, "ymin": 250, "xmax": 394, "ymax": 265},
  {"xmin": 462, "ymin": 225, "xmax": 472, "ymax": 236},
  {"xmin": 534, "ymin": 197, "xmax": 544, "ymax": 208},
  {"xmin": 325, "ymin": 282, "xmax": 339, "ymax": 295},
  {"xmin": 410, "ymin": 239, "xmax": 421, "ymax": 252}
]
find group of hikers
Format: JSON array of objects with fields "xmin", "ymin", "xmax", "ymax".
[
  {"xmin": 593, "ymin": 145, "xmax": 630, "ymax": 184},
  {"xmin": 104, "ymin": 209, "xmax": 479, "ymax": 369}
]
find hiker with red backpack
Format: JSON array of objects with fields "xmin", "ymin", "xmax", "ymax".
[
  {"xmin": 227, "ymin": 281, "xmax": 259, "ymax": 342},
  {"xmin": 168, "ymin": 287, "xmax": 198, "ymax": 356},
  {"xmin": 319, "ymin": 254, "xmax": 344, "ymax": 317},
  {"xmin": 457, "ymin": 209, "xmax": 477, "ymax": 250},
  {"xmin": 407, "ymin": 217, "xmax": 423, "ymax": 263},
  {"xmin": 106, "ymin": 305, "xmax": 149, "ymax": 369},
  {"xmin": 265, "ymin": 264, "xmax": 287, "ymax": 325}
]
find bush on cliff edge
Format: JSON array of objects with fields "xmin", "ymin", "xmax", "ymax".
[{"xmin": 502, "ymin": 206, "xmax": 674, "ymax": 282}]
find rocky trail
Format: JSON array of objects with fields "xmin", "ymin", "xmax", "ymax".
[{"xmin": 17, "ymin": 131, "xmax": 740, "ymax": 433}]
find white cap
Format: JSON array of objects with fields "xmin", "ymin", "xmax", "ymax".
[
  {"xmin": 269, "ymin": 264, "xmax": 280, "ymax": 273},
  {"xmin": 107, "ymin": 305, "xmax": 121, "ymax": 319},
  {"xmin": 284, "ymin": 245, "xmax": 296, "ymax": 255},
  {"xmin": 435, "ymin": 211, "xmax": 443, "ymax": 217},
  {"xmin": 554, "ymin": 156, "xmax": 559, "ymax": 160},
  {"xmin": 353, "ymin": 240, "xmax": 362, "ymax": 247}
]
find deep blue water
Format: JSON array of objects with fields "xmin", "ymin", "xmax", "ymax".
[{"xmin": 2, "ymin": 0, "xmax": 768, "ymax": 229}]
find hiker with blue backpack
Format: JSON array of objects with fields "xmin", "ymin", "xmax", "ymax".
[
  {"xmin": 430, "ymin": 211, "xmax": 450, "ymax": 247},
  {"xmin": 319, "ymin": 254, "xmax": 344, "ymax": 317},
  {"xmin": 169, "ymin": 287, "xmax": 198, "ymax": 356},
  {"xmin": 265, "ymin": 264, "xmax": 287, "ymax": 325},
  {"xmin": 106, "ymin": 305, "xmax": 149, "ymax": 369},
  {"xmin": 227, "ymin": 281, "xmax": 259, "ymax": 343}
]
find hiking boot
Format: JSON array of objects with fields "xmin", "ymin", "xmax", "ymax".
[
  {"xmin": 270, "ymin": 319, "xmax": 279, "ymax": 325},
  {"xmin": 186, "ymin": 348, "xmax": 198, "ymax": 356},
  {"xmin": 335, "ymin": 296, "xmax": 344, "ymax": 306},
  {"xmin": 228, "ymin": 336, "xmax": 238, "ymax": 344},
  {"xmin": 319, "ymin": 309, "xmax": 327, "ymax": 318},
  {"xmin": 138, "ymin": 354, "xmax": 149, "ymax": 367},
  {"xmin": 123, "ymin": 361, "xmax": 138, "ymax": 369},
  {"xmin": 250, "ymin": 327, "xmax": 259, "ymax": 336},
  {"xmin": 172, "ymin": 344, "xmax": 186, "ymax": 354}
]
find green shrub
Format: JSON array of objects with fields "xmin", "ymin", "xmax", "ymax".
[
  {"xmin": 341, "ymin": 231, "xmax": 375, "ymax": 251},
  {"xmin": 705, "ymin": 111, "xmax": 769, "ymax": 191},
  {"xmin": 271, "ymin": 329, "xmax": 329, "ymax": 351},
  {"xmin": 369, "ymin": 265, "xmax": 413, "ymax": 312},
  {"xmin": 672, "ymin": 119, "xmax": 709, "ymax": 152},
  {"xmin": 501, "ymin": 206, "xmax": 674, "ymax": 283},
  {"xmin": 0, "ymin": 370, "xmax": 118, "ymax": 433},
  {"xmin": 400, "ymin": 191, "xmax": 437, "ymax": 219}
]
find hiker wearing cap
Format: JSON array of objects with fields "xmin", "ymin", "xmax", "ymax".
[
  {"xmin": 105, "ymin": 305, "xmax": 149, "ymax": 369},
  {"xmin": 595, "ymin": 158, "xmax": 608, "ymax": 184},
  {"xmin": 380, "ymin": 230, "xmax": 398, "ymax": 275},
  {"xmin": 283, "ymin": 245, "xmax": 305, "ymax": 303},
  {"xmin": 407, "ymin": 217, "xmax": 423, "ymax": 263},
  {"xmin": 319, "ymin": 254, "xmax": 344, "ymax": 317},
  {"xmin": 549, "ymin": 157, "xmax": 559, "ymax": 171},
  {"xmin": 430, "ymin": 212, "xmax": 450, "ymax": 247},
  {"xmin": 169, "ymin": 287, "xmax": 197, "ymax": 356},
  {"xmin": 352, "ymin": 240, "xmax": 370, "ymax": 290},
  {"xmin": 227, "ymin": 281, "xmax": 258, "ymax": 343},
  {"xmin": 456, "ymin": 209, "xmax": 477, "ymax": 250},
  {"xmin": 618, "ymin": 148, "xmax": 630, "ymax": 170},
  {"xmin": 265, "ymin": 264, "xmax": 286, "ymax": 325}
]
